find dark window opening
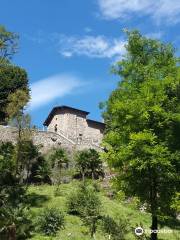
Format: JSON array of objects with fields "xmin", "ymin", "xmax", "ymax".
[{"xmin": 54, "ymin": 124, "xmax": 58, "ymax": 132}]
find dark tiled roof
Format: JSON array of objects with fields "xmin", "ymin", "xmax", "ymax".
[
  {"xmin": 87, "ymin": 119, "xmax": 105, "ymax": 128},
  {"xmin": 43, "ymin": 105, "xmax": 89, "ymax": 126}
]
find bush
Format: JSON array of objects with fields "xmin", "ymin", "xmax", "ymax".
[
  {"xmin": 67, "ymin": 183, "xmax": 102, "ymax": 237},
  {"xmin": 0, "ymin": 205, "xmax": 33, "ymax": 240},
  {"xmin": 67, "ymin": 183, "xmax": 101, "ymax": 216},
  {"xmin": 37, "ymin": 207, "xmax": 65, "ymax": 236},
  {"xmin": 101, "ymin": 215, "xmax": 128, "ymax": 240}
]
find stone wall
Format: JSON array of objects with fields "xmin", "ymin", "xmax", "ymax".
[
  {"xmin": 0, "ymin": 125, "xmax": 103, "ymax": 153},
  {"xmin": 47, "ymin": 110, "xmax": 104, "ymax": 148}
]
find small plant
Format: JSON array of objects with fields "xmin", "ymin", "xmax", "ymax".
[
  {"xmin": 101, "ymin": 215, "xmax": 128, "ymax": 240},
  {"xmin": 54, "ymin": 186, "xmax": 63, "ymax": 197},
  {"xmin": 92, "ymin": 181, "xmax": 101, "ymax": 192},
  {"xmin": 37, "ymin": 207, "xmax": 65, "ymax": 236},
  {"xmin": 67, "ymin": 183, "xmax": 102, "ymax": 237}
]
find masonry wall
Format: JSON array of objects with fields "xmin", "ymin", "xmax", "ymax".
[
  {"xmin": 0, "ymin": 125, "xmax": 103, "ymax": 153},
  {"xmin": 47, "ymin": 109, "xmax": 88, "ymax": 143},
  {"xmin": 47, "ymin": 110, "xmax": 104, "ymax": 147},
  {"xmin": 0, "ymin": 125, "xmax": 75, "ymax": 153}
]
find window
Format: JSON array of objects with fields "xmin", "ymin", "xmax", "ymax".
[{"xmin": 54, "ymin": 124, "xmax": 58, "ymax": 132}]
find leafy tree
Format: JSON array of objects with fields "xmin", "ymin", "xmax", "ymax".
[
  {"xmin": 0, "ymin": 25, "xmax": 18, "ymax": 65},
  {"xmin": 0, "ymin": 142, "xmax": 32, "ymax": 240},
  {"xmin": 67, "ymin": 183, "xmax": 101, "ymax": 237},
  {"xmin": 29, "ymin": 155, "xmax": 51, "ymax": 184},
  {"xmin": 75, "ymin": 149, "xmax": 103, "ymax": 181},
  {"xmin": 75, "ymin": 150, "xmax": 89, "ymax": 181},
  {"xmin": 88, "ymin": 149, "xmax": 103, "ymax": 179},
  {"xmin": 49, "ymin": 148, "xmax": 69, "ymax": 184},
  {"xmin": 0, "ymin": 25, "xmax": 29, "ymax": 124},
  {"xmin": 101, "ymin": 215, "xmax": 128, "ymax": 240},
  {"xmin": 102, "ymin": 30, "xmax": 180, "ymax": 240},
  {"xmin": 0, "ymin": 65, "xmax": 29, "ymax": 124},
  {"xmin": 37, "ymin": 207, "xmax": 65, "ymax": 236}
]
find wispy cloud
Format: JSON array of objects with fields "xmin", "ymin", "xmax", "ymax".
[
  {"xmin": 97, "ymin": 0, "xmax": 180, "ymax": 24},
  {"xmin": 56, "ymin": 34, "xmax": 126, "ymax": 59},
  {"xmin": 145, "ymin": 31, "xmax": 164, "ymax": 39},
  {"xmin": 29, "ymin": 74, "xmax": 83, "ymax": 110},
  {"xmin": 23, "ymin": 30, "xmax": 46, "ymax": 44}
]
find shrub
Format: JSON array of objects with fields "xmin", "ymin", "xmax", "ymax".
[
  {"xmin": 101, "ymin": 215, "xmax": 128, "ymax": 240},
  {"xmin": 67, "ymin": 183, "xmax": 102, "ymax": 237},
  {"xmin": 0, "ymin": 205, "xmax": 33, "ymax": 240},
  {"xmin": 67, "ymin": 183, "xmax": 101, "ymax": 216},
  {"xmin": 37, "ymin": 207, "xmax": 65, "ymax": 236},
  {"xmin": 75, "ymin": 149, "xmax": 104, "ymax": 181}
]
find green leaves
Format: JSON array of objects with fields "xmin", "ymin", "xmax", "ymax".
[
  {"xmin": 102, "ymin": 30, "xmax": 180, "ymax": 221},
  {"xmin": 0, "ymin": 25, "xmax": 18, "ymax": 64}
]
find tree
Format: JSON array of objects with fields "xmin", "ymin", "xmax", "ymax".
[
  {"xmin": 0, "ymin": 65, "xmax": 30, "ymax": 124},
  {"xmin": 87, "ymin": 149, "xmax": 103, "ymax": 179},
  {"xmin": 67, "ymin": 183, "xmax": 101, "ymax": 238},
  {"xmin": 0, "ymin": 25, "xmax": 29, "ymax": 124},
  {"xmin": 29, "ymin": 155, "xmax": 51, "ymax": 184},
  {"xmin": 0, "ymin": 142, "xmax": 32, "ymax": 240},
  {"xmin": 0, "ymin": 25, "xmax": 18, "ymax": 65},
  {"xmin": 75, "ymin": 150, "xmax": 89, "ymax": 181},
  {"xmin": 49, "ymin": 148, "xmax": 69, "ymax": 184},
  {"xmin": 101, "ymin": 215, "xmax": 128, "ymax": 240},
  {"xmin": 102, "ymin": 30, "xmax": 180, "ymax": 240},
  {"xmin": 7, "ymin": 89, "xmax": 30, "ymax": 137},
  {"xmin": 75, "ymin": 149, "xmax": 103, "ymax": 181}
]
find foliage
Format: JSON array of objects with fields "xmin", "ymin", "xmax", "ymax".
[
  {"xmin": 37, "ymin": 207, "xmax": 65, "ymax": 236},
  {"xmin": 101, "ymin": 215, "xmax": 128, "ymax": 240},
  {"xmin": 67, "ymin": 183, "xmax": 102, "ymax": 237},
  {"xmin": 29, "ymin": 155, "xmax": 51, "ymax": 184},
  {"xmin": 0, "ymin": 25, "xmax": 18, "ymax": 64},
  {"xmin": 75, "ymin": 150, "xmax": 89, "ymax": 181},
  {"xmin": 49, "ymin": 148, "xmax": 69, "ymax": 184},
  {"xmin": 0, "ymin": 205, "xmax": 33, "ymax": 240},
  {"xmin": 15, "ymin": 139, "xmax": 39, "ymax": 182},
  {"xmin": 171, "ymin": 192, "xmax": 180, "ymax": 213},
  {"xmin": 28, "ymin": 183, "xmax": 179, "ymax": 240},
  {"xmin": 0, "ymin": 142, "xmax": 33, "ymax": 240},
  {"xmin": 0, "ymin": 64, "xmax": 29, "ymax": 124},
  {"xmin": 75, "ymin": 149, "xmax": 103, "ymax": 180},
  {"xmin": 102, "ymin": 30, "xmax": 180, "ymax": 240},
  {"xmin": 6, "ymin": 89, "xmax": 30, "ymax": 126}
]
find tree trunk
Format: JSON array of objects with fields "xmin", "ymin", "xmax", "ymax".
[
  {"xmin": 151, "ymin": 215, "xmax": 158, "ymax": 240},
  {"xmin": 7, "ymin": 223, "xmax": 16, "ymax": 240},
  {"xmin": 92, "ymin": 171, "xmax": 95, "ymax": 180},
  {"xmin": 82, "ymin": 171, "xmax": 85, "ymax": 182},
  {"xmin": 150, "ymin": 174, "xmax": 158, "ymax": 240}
]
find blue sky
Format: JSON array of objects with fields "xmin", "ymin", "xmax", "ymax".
[{"xmin": 1, "ymin": 0, "xmax": 180, "ymax": 128}]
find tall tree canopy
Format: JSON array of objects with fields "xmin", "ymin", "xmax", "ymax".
[
  {"xmin": 0, "ymin": 25, "xmax": 18, "ymax": 65},
  {"xmin": 0, "ymin": 26, "xmax": 29, "ymax": 124},
  {"xmin": 102, "ymin": 30, "xmax": 180, "ymax": 240}
]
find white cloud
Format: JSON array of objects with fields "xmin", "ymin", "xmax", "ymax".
[
  {"xmin": 57, "ymin": 34, "xmax": 126, "ymax": 59},
  {"xmin": 97, "ymin": 0, "xmax": 180, "ymax": 24},
  {"xmin": 29, "ymin": 74, "xmax": 83, "ymax": 110}
]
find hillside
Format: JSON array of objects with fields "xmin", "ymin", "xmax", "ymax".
[{"xmin": 28, "ymin": 181, "xmax": 179, "ymax": 240}]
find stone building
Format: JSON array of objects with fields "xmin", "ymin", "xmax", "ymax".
[
  {"xmin": 43, "ymin": 105, "xmax": 105, "ymax": 150},
  {"xmin": 0, "ymin": 106, "xmax": 105, "ymax": 152}
]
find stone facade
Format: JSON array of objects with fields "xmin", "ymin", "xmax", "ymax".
[
  {"xmin": 44, "ymin": 106, "xmax": 105, "ymax": 150},
  {"xmin": 0, "ymin": 106, "xmax": 105, "ymax": 152}
]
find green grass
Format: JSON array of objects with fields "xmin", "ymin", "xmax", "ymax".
[{"xmin": 28, "ymin": 181, "xmax": 180, "ymax": 240}]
